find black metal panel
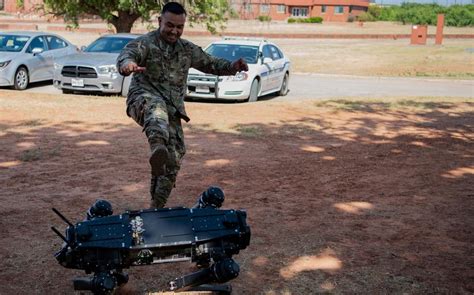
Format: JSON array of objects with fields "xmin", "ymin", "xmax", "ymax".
[
  {"xmin": 61, "ymin": 66, "xmax": 98, "ymax": 78},
  {"xmin": 75, "ymin": 214, "xmax": 132, "ymax": 249},
  {"xmin": 139, "ymin": 208, "xmax": 194, "ymax": 246}
]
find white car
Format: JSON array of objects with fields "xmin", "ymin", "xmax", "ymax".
[
  {"xmin": 186, "ymin": 37, "xmax": 290, "ymax": 102},
  {"xmin": 0, "ymin": 31, "xmax": 78, "ymax": 90}
]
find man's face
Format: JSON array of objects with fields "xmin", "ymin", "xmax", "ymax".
[{"xmin": 159, "ymin": 11, "xmax": 186, "ymax": 44}]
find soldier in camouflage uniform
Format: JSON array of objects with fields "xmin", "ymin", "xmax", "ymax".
[{"xmin": 116, "ymin": 2, "xmax": 248, "ymax": 208}]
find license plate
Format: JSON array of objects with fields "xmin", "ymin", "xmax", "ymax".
[
  {"xmin": 195, "ymin": 86, "xmax": 209, "ymax": 94},
  {"xmin": 71, "ymin": 78, "xmax": 84, "ymax": 87}
]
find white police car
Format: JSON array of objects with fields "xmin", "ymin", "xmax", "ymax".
[{"xmin": 186, "ymin": 37, "xmax": 290, "ymax": 102}]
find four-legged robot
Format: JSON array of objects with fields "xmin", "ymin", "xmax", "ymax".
[{"xmin": 52, "ymin": 187, "xmax": 251, "ymax": 294}]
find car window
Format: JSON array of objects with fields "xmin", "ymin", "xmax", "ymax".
[
  {"xmin": 46, "ymin": 36, "xmax": 68, "ymax": 50},
  {"xmin": 206, "ymin": 44, "xmax": 259, "ymax": 64},
  {"xmin": 262, "ymin": 45, "xmax": 272, "ymax": 60},
  {"xmin": 0, "ymin": 35, "xmax": 30, "ymax": 52},
  {"xmin": 85, "ymin": 37, "xmax": 134, "ymax": 53},
  {"xmin": 269, "ymin": 45, "xmax": 282, "ymax": 60},
  {"xmin": 27, "ymin": 36, "xmax": 47, "ymax": 53}
]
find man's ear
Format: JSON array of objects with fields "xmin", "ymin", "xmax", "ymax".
[{"xmin": 158, "ymin": 16, "xmax": 162, "ymax": 26}]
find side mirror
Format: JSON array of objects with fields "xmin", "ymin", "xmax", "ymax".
[
  {"xmin": 32, "ymin": 47, "xmax": 44, "ymax": 55},
  {"xmin": 263, "ymin": 57, "xmax": 273, "ymax": 64}
]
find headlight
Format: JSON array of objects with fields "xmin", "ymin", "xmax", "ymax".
[
  {"xmin": 225, "ymin": 72, "xmax": 248, "ymax": 82},
  {"xmin": 0, "ymin": 60, "xmax": 11, "ymax": 69},
  {"xmin": 53, "ymin": 62, "xmax": 62, "ymax": 70},
  {"xmin": 98, "ymin": 65, "xmax": 118, "ymax": 74}
]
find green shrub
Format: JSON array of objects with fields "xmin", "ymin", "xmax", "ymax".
[
  {"xmin": 357, "ymin": 12, "xmax": 376, "ymax": 22},
  {"xmin": 258, "ymin": 15, "xmax": 271, "ymax": 22},
  {"xmin": 373, "ymin": 3, "xmax": 473, "ymax": 27},
  {"xmin": 368, "ymin": 5, "xmax": 382, "ymax": 18},
  {"xmin": 445, "ymin": 5, "xmax": 474, "ymax": 26},
  {"xmin": 306, "ymin": 16, "xmax": 323, "ymax": 23},
  {"xmin": 287, "ymin": 17, "xmax": 322, "ymax": 24}
]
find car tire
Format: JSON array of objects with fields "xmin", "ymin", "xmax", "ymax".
[
  {"xmin": 278, "ymin": 73, "xmax": 289, "ymax": 96},
  {"xmin": 14, "ymin": 67, "xmax": 29, "ymax": 90},
  {"xmin": 62, "ymin": 89, "xmax": 74, "ymax": 94},
  {"xmin": 247, "ymin": 79, "xmax": 259, "ymax": 102}
]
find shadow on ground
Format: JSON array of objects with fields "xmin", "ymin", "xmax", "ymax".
[{"xmin": 0, "ymin": 102, "xmax": 472, "ymax": 294}]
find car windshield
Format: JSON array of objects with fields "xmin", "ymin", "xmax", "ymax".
[
  {"xmin": 205, "ymin": 44, "xmax": 259, "ymax": 64},
  {"xmin": 0, "ymin": 35, "xmax": 30, "ymax": 52},
  {"xmin": 84, "ymin": 37, "xmax": 134, "ymax": 53}
]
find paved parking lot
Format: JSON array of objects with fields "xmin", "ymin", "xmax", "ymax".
[{"xmin": 12, "ymin": 73, "xmax": 474, "ymax": 100}]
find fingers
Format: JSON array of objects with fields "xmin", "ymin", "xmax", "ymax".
[
  {"xmin": 239, "ymin": 58, "xmax": 249, "ymax": 71},
  {"xmin": 120, "ymin": 62, "xmax": 146, "ymax": 76},
  {"xmin": 232, "ymin": 58, "xmax": 249, "ymax": 72},
  {"xmin": 135, "ymin": 66, "xmax": 146, "ymax": 72}
]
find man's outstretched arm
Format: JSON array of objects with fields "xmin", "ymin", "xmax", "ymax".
[
  {"xmin": 116, "ymin": 39, "xmax": 148, "ymax": 76},
  {"xmin": 191, "ymin": 45, "xmax": 248, "ymax": 76}
]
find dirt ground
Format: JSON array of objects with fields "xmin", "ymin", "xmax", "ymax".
[{"xmin": 0, "ymin": 93, "xmax": 473, "ymax": 294}]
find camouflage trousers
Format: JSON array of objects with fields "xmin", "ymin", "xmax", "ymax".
[{"xmin": 126, "ymin": 93, "xmax": 186, "ymax": 208}]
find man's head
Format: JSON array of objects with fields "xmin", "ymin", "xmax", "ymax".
[{"xmin": 159, "ymin": 2, "xmax": 187, "ymax": 44}]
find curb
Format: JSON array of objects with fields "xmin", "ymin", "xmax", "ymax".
[{"xmin": 1, "ymin": 23, "xmax": 473, "ymax": 39}]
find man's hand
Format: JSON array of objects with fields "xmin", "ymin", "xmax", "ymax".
[
  {"xmin": 120, "ymin": 62, "xmax": 146, "ymax": 76},
  {"xmin": 231, "ymin": 58, "xmax": 248, "ymax": 73}
]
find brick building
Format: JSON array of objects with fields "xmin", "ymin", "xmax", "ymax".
[
  {"xmin": 1, "ymin": 0, "xmax": 369, "ymax": 22},
  {"xmin": 231, "ymin": 0, "xmax": 370, "ymax": 21},
  {"xmin": 1, "ymin": 0, "xmax": 43, "ymax": 13}
]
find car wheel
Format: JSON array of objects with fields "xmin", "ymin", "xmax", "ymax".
[
  {"xmin": 247, "ymin": 79, "xmax": 259, "ymax": 102},
  {"xmin": 278, "ymin": 73, "xmax": 289, "ymax": 96},
  {"xmin": 62, "ymin": 89, "xmax": 74, "ymax": 94},
  {"xmin": 14, "ymin": 67, "xmax": 29, "ymax": 90}
]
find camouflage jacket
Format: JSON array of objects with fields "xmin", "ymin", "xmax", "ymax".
[{"xmin": 117, "ymin": 30, "xmax": 237, "ymax": 121}]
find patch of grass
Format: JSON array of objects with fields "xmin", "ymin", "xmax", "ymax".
[
  {"xmin": 20, "ymin": 148, "xmax": 42, "ymax": 162},
  {"xmin": 23, "ymin": 119, "xmax": 44, "ymax": 127},
  {"xmin": 314, "ymin": 99, "xmax": 389, "ymax": 111},
  {"xmin": 186, "ymin": 123, "xmax": 220, "ymax": 133},
  {"xmin": 314, "ymin": 98, "xmax": 461, "ymax": 112},
  {"xmin": 415, "ymin": 72, "xmax": 474, "ymax": 79},
  {"xmin": 233, "ymin": 124, "xmax": 263, "ymax": 137},
  {"xmin": 19, "ymin": 145, "xmax": 62, "ymax": 162}
]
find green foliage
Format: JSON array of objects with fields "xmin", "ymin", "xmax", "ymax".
[
  {"xmin": 374, "ymin": 3, "xmax": 474, "ymax": 27},
  {"xmin": 287, "ymin": 17, "xmax": 322, "ymax": 24},
  {"xmin": 368, "ymin": 5, "xmax": 382, "ymax": 18},
  {"xmin": 187, "ymin": 0, "xmax": 230, "ymax": 34},
  {"xmin": 16, "ymin": 0, "xmax": 24, "ymax": 9},
  {"xmin": 357, "ymin": 12, "xmax": 376, "ymax": 22},
  {"xmin": 306, "ymin": 17, "xmax": 323, "ymax": 23},
  {"xmin": 257, "ymin": 15, "xmax": 271, "ymax": 22},
  {"xmin": 42, "ymin": 0, "xmax": 231, "ymax": 33},
  {"xmin": 445, "ymin": 5, "xmax": 474, "ymax": 27}
]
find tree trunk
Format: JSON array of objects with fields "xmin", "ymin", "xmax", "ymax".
[{"xmin": 110, "ymin": 11, "xmax": 141, "ymax": 33}]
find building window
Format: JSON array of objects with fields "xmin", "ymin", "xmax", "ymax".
[
  {"xmin": 291, "ymin": 7, "xmax": 308, "ymax": 17},
  {"xmin": 277, "ymin": 5, "xmax": 285, "ymax": 13},
  {"xmin": 245, "ymin": 3, "xmax": 252, "ymax": 12},
  {"xmin": 321, "ymin": 5, "xmax": 326, "ymax": 13},
  {"xmin": 335, "ymin": 6, "xmax": 344, "ymax": 14},
  {"xmin": 349, "ymin": 6, "xmax": 353, "ymax": 13},
  {"xmin": 260, "ymin": 4, "xmax": 270, "ymax": 13}
]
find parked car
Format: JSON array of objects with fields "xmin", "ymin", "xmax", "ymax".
[
  {"xmin": 0, "ymin": 31, "xmax": 78, "ymax": 90},
  {"xmin": 186, "ymin": 37, "xmax": 290, "ymax": 102},
  {"xmin": 53, "ymin": 33, "xmax": 140, "ymax": 95}
]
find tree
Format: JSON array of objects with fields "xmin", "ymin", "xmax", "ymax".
[{"xmin": 42, "ymin": 0, "xmax": 231, "ymax": 34}]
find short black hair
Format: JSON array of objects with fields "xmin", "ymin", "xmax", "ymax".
[{"xmin": 162, "ymin": 2, "xmax": 187, "ymax": 16}]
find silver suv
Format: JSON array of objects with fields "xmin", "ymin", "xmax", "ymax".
[{"xmin": 53, "ymin": 33, "xmax": 140, "ymax": 95}]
